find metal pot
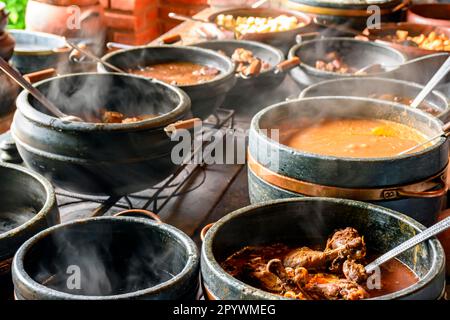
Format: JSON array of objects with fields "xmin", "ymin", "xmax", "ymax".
[
  {"xmin": 201, "ymin": 198, "xmax": 446, "ymax": 300},
  {"xmin": 0, "ymin": 162, "xmax": 60, "ymax": 299},
  {"xmin": 207, "ymin": 7, "xmax": 313, "ymax": 54},
  {"xmin": 99, "ymin": 45, "xmax": 236, "ymax": 120},
  {"xmin": 12, "ymin": 72, "xmax": 192, "ymax": 195},
  {"xmin": 12, "ymin": 212, "xmax": 199, "ymax": 300},
  {"xmin": 248, "ymin": 97, "xmax": 448, "ymax": 226},
  {"xmin": 288, "ymin": 37, "xmax": 407, "ymax": 87},
  {"xmin": 300, "ymin": 77, "xmax": 450, "ymax": 122},
  {"xmin": 9, "ymin": 30, "xmax": 69, "ymax": 74}
]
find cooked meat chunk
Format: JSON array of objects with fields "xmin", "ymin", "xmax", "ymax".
[
  {"xmin": 326, "ymin": 227, "xmax": 366, "ymax": 260},
  {"xmin": 343, "ymin": 259, "xmax": 368, "ymax": 283},
  {"xmin": 231, "ymin": 48, "xmax": 255, "ymax": 64},
  {"xmin": 305, "ymin": 274, "xmax": 369, "ymax": 300},
  {"xmin": 102, "ymin": 111, "xmax": 124, "ymax": 123}
]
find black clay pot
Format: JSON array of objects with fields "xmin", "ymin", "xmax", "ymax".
[
  {"xmin": 300, "ymin": 77, "xmax": 450, "ymax": 122},
  {"xmin": 201, "ymin": 198, "xmax": 446, "ymax": 300},
  {"xmin": 193, "ymin": 40, "xmax": 286, "ymax": 107},
  {"xmin": 12, "ymin": 72, "xmax": 191, "ymax": 195},
  {"xmin": 248, "ymin": 97, "xmax": 449, "ymax": 226},
  {"xmin": 9, "ymin": 29, "xmax": 68, "ymax": 74},
  {"xmin": 12, "ymin": 216, "xmax": 199, "ymax": 300},
  {"xmin": 99, "ymin": 45, "xmax": 236, "ymax": 120},
  {"xmin": 0, "ymin": 162, "xmax": 60, "ymax": 299},
  {"xmin": 288, "ymin": 37, "xmax": 407, "ymax": 87}
]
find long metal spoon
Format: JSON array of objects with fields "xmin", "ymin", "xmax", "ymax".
[
  {"xmin": 0, "ymin": 56, "xmax": 82, "ymax": 122},
  {"xmin": 410, "ymin": 55, "xmax": 450, "ymax": 109},
  {"xmin": 365, "ymin": 216, "xmax": 450, "ymax": 273},
  {"xmin": 65, "ymin": 39, "xmax": 127, "ymax": 74},
  {"xmin": 397, "ymin": 122, "xmax": 450, "ymax": 156}
]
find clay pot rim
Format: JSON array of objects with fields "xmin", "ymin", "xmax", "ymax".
[
  {"xmin": 9, "ymin": 29, "xmax": 66, "ymax": 56},
  {"xmin": 100, "ymin": 45, "xmax": 236, "ymax": 90},
  {"xmin": 12, "ymin": 216, "xmax": 200, "ymax": 300},
  {"xmin": 251, "ymin": 96, "xmax": 446, "ymax": 163},
  {"xmin": 16, "ymin": 72, "xmax": 192, "ymax": 131},
  {"xmin": 201, "ymin": 197, "xmax": 446, "ymax": 300},
  {"xmin": 298, "ymin": 76, "xmax": 450, "ymax": 119},
  {"xmin": 288, "ymin": 37, "xmax": 407, "ymax": 78},
  {"xmin": 0, "ymin": 162, "xmax": 56, "ymax": 242}
]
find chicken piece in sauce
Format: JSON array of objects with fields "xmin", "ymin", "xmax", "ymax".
[{"xmin": 220, "ymin": 228, "xmax": 376, "ymax": 300}]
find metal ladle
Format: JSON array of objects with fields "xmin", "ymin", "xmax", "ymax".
[
  {"xmin": 365, "ymin": 216, "xmax": 450, "ymax": 273},
  {"xmin": 397, "ymin": 55, "xmax": 450, "ymax": 156},
  {"xmin": 65, "ymin": 39, "xmax": 127, "ymax": 74},
  {"xmin": 0, "ymin": 56, "xmax": 83, "ymax": 122}
]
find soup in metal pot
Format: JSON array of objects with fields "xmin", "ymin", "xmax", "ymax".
[
  {"xmin": 282, "ymin": 118, "xmax": 428, "ymax": 158},
  {"xmin": 128, "ymin": 61, "xmax": 220, "ymax": 86}
]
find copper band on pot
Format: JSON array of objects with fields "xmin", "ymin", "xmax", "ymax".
[{"xmin": 248, "ymin": 152, "xmax": 448, "ymax": 201}]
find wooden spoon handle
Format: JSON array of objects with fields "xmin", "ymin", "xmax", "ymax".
[{"xmin": 0, "ymin": 57, "xmax": 66, "ymax": 118}]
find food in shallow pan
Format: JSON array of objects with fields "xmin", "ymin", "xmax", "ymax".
[
  {"xmin": 314, "ymin": 51, "xmax": 358, "ymax": 74},
  {"xmin": 382, "ymin": 30, "xmax": 450, "ymax": 51},
  {"xmin": 282, "ymin": 118, "xmax": 428, "ymax": 158},
  {"xmin": 221, "ymin": 227, "xmax": 418, "ymax": 300},
  {"xmin": 368, "ymin": 93, "xmax": 441, "ymax": 116},
  {"xmin": 216, "ymin": 14, "xmax": 304, "ymax": 35},
  {"xmin": 128, "ymin": 61, "xmax": 220, "ymax": 86}
]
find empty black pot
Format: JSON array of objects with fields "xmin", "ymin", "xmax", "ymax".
[
  {"xmin": 12, "ymin": 216, "xmax": 199, "ymax": 300},
  {"xmin": 0, "ymin": 162, "xmax": 59, "ymax": 299}
]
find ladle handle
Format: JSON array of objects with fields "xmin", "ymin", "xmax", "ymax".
[
  {"xmin": 0, "ymin": 57, "xmax": 66, "ymax": 118},
  {"xmin": 200, "ymin": 223, "xmax": 214, "ymax": 242},
  {"xmin": 65, "ymin": 39, "xmax": 126, "ymax": 74},
  {"xmin": 365, "ymin": 216, "xmax": 450, "ymax": 273},
  {"xmin": 275, "ymin": 57, "xmax": 300, "ymax": 74},
  {"xmin": 410, "ymin": 56, "xmax": 450, "ymax": 109},
  {"xmin": 106, "ymin": 42, "xmax": 135, "ymax": 50},
  {"xmin": 114, "ymin": 209, "xmax": 162, "ymax": 222},
  {"xmin": 168, "ymin": 12, "xmax": 207, "ymax": 24}
]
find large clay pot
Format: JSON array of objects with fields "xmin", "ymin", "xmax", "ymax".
[{"xmin": 25, "ymin": 0, "xmax": 105, "ymax": 40}]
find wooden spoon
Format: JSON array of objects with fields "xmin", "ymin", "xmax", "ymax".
[{"xmin": 0, "ymin": 57, "xmax": 82, "ymax": 122}]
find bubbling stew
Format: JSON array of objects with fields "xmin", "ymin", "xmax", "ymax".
[
  {"xmin": 221, "ymin": 227, "xmax": 418, "ymax": 300},
  {"xmin": 282, "ymin": 118, "xmax": 428, "ymax": 158},
  {"xmin": 128, "ymin": 61, "xmax": 220, "ymax": 86}
]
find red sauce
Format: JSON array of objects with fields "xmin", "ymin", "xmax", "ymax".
[{"xmin": 367, "ymin": 258, "xmax": 418, "ymax": 298}]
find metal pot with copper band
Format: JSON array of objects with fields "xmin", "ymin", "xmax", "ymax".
[{"xmin": 248, "ymin": 151, "xmax": 448, "ymax": 201}]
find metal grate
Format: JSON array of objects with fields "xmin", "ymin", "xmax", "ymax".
[{"xmin": 55, "ymin": 108, "xmax": 236, "ymax": 221}]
